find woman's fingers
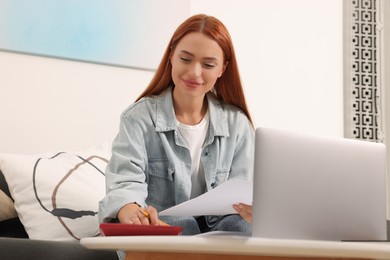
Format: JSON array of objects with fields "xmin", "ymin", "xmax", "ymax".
[
  {"xmin": 118, "ymin": 203, "xmax": 141, "ymax": 224},
  {"xmin": 118, "ymin": 203, "xmax": 166, "ymax": 226},
  {"xmin": 144, "ymin": 206, "xmax": 159, "ymax": 225},
  {"xmin": 233, "ymin": 203, "xmax": 252, "ymax": 224}
]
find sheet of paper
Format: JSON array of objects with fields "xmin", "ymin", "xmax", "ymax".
[{"xmin": 159, "ymin": 179, "xmax": 252, "ymax": 216}]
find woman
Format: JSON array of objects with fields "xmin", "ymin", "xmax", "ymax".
[{"xmin": 99, "ymin": 14, "xmax": 254, "ymax": 235}]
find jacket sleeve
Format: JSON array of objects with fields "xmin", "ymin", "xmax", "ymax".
[{"xmin": 98, "ymin": 113, "xmax": 148, "ymax": 223}]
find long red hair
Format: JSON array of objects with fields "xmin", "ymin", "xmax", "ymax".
[{"xmin": 136, "ymin": 14, "xmax": 253, "ymax": 126}]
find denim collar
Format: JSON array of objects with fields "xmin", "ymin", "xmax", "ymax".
[{"xmin": 155, "ymin": 87, "xmax": 229, "ymax": 138}]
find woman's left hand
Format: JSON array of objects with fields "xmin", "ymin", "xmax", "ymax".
[{"xmin": 233, "ymin": 203, "xmax": 252, "ymax": 223}]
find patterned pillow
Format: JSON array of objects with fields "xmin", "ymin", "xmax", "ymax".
[{"xmin": 0, "ymin": 143, "xmax": 110, "ymax": 240}]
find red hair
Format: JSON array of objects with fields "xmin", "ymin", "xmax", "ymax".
[{"xmin": 136, "ymin": 14, "xmax": 253, "ymax": 126}]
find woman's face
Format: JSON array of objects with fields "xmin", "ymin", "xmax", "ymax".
[{"xmin": 170, "ymin": 32, "xmax": 226, "ymax": 100}]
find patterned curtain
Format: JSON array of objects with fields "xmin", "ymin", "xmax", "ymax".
[{"xmin": 344, "ymin": 0, "xmax": 385, "ymax": 143}]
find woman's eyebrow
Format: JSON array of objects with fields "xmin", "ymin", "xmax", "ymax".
[
  {"xmin": 179, "ymin": 50, "xmax": 219, "ymax": 62},
  {"xmin": 179, "ymin": 50, "xmax": 195, "ymax": 57}
]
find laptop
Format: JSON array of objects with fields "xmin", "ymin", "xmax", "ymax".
[{"xmin": 251, "ymin": 127, "xmax": 388, "ymax": 241}]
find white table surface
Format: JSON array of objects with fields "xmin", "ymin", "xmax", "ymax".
[{"xmin": 80, "ymin": 235, "xmax": 390, "ymax": 259}]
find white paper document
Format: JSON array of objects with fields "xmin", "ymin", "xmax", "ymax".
[{"xmin": 159, "ymin": 179, "xmax": 252, "ymax": 216}]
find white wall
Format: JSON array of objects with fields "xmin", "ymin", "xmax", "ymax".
[
  {"xmin": 0, "ymin": 0, "xmax": 343, "ymax": 153},
  {"xmin": 384, "ymin": 0, "xmax": 390, "ymax": 220},
  {"xmin": 192, "ymin": 0, "xmax": 344, "ymax": 136},
  {"xmin": 0, "ymin": 51, "xmax": 154, "ymax": 153}
]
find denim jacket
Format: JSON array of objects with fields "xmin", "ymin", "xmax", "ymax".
[{"xmin": 98, "ymin": 87, "xmax": 255, "ymax": 223}]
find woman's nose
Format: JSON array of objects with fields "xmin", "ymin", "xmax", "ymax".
[{"xmin": 188, "ymin": 62, "xmax": 202, "ymax": 77}]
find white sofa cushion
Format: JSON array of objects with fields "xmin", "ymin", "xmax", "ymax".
[{"xmin": 0, "ymin": 143, "xmax": 110, "ymax": 240}]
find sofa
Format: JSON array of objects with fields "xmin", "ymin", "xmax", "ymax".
[{"xmin": 0, "ymin": 149, "xmax": 118, "ymax": 260}]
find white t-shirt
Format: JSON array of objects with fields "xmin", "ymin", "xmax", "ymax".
[{"xmin": 177, "ymin": 110, "xmax": 209, "ymax": 198}]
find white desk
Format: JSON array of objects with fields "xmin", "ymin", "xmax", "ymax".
[{"xmin": 81, "ymin": 235, "xmax": 390, "ymax": 260}]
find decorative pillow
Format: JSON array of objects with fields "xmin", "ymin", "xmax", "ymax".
[
  {"xmin": 0, "ymin": 189, "xmax": 17, "ymax": 221},
  {"xmin": 0, "ymin": 143, "xmax": 111, "ymax": 241}
]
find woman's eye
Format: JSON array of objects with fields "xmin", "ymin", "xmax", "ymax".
[
  {"xmin": 180, "ymin": 57, "xmax": 191, "ymax": 62},
  {"xmin": 204, "ymin": 63, "xmax": 215, "ymax": 68}
]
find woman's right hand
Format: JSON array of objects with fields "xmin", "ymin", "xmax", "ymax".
[{"xmin": 117, "ymin": 203, "xmax": 160, "ymax": 225}]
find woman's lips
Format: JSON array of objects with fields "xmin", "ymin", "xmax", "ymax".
[{"xmin": 183, "ymin": 79, "xmax": 202, "ymax": 88}]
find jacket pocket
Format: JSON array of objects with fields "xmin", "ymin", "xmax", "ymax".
[
  {"xmin": 147, "ymin": 158, "xmax": 174, "ymax": 181},
  {"xmin": 146, "ymin": 158, "xmax": 175, "ymax": 209},
  {"xmin": 214, "ymin": 169, "xmax": 229, "ymax": 186}
]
